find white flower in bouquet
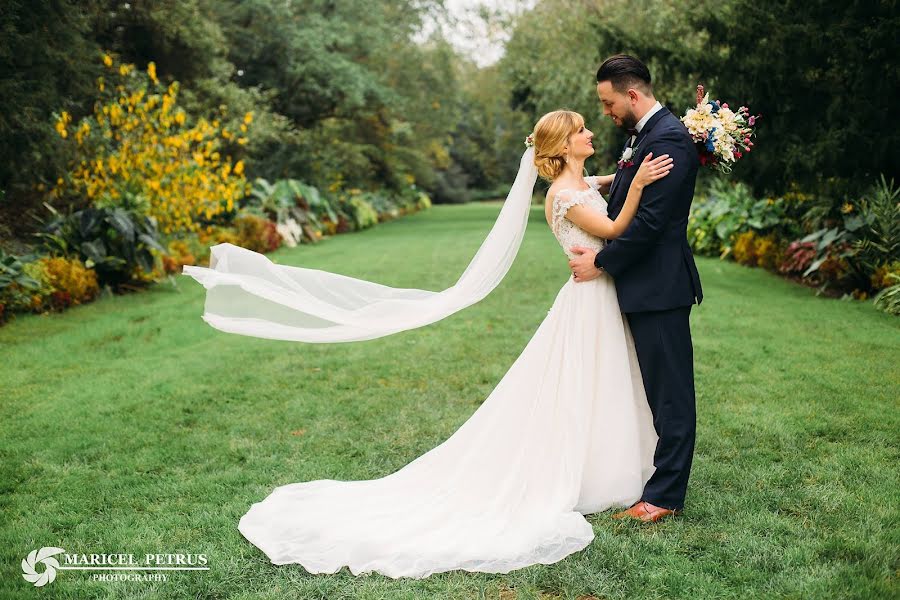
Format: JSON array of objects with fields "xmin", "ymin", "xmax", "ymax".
[
  {"xmin": 717, "ymin": 106, "xmax": 739, "ymax": 134},
  {"xmin": 712, "ymin": 129, "xmax": 735, "ymax": 163},
  {"xmin": 682, "ymin": 100, "xmax": 716, "ymax": 137}
]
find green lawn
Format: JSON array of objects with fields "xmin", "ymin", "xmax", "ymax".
[{"xmin": 2, "ymin": 202, "xmax": 898, "ymax": 599}]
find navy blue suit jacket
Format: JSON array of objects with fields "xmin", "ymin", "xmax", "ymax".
[{"xmin": 594, "ymin": 107, "xmax": 703, "ymax": 313}]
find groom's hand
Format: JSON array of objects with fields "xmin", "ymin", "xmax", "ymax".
[{"xmin": 568, "ymin": 247, "xmax": 603, "ymax": 282}]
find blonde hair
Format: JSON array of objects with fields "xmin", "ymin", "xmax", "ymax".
[{"xmin": 532, "ymin": 110, "xmax": 585, "ymax": 181}]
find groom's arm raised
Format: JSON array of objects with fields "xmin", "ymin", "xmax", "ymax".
[{"xmin": 593, "ymin": 129, "xmax": 692, "ymax": 278}]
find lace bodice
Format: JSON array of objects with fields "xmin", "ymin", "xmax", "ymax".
[{"xmin": 550, "ymin": 176, "xmax": 609, "ymax": 260}]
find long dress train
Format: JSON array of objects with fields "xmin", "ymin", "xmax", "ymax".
[{"xmin": 236, "ymin": 178, "xmax": 658, "ymax": 578}]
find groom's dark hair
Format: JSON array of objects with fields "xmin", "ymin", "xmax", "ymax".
[{"xmin": 596, "ymin": 54, "xmax": 653, "ymax": 95}]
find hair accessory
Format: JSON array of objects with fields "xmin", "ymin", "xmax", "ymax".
[{"xmin": 524, "ymin": 133, "xmax": 534, "ymax": 148}]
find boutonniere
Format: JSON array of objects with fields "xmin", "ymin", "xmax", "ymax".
[{"xmin": 616, "ymin": 137, "xmax": 644, "ymax": 169}]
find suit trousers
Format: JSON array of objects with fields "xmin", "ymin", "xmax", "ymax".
[{"xmin": 625, "ymin": 306, "xmax": 696, "ymax": 510}]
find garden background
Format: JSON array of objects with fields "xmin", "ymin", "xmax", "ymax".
[{"xmin": 1, "ymin": 1, "xmax": 898, "ymax": 598}]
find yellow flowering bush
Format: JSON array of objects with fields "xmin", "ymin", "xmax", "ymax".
[
  {"xmin": 732, "ymin": 231, "xmax": 781, "ymax": 269},
  {"xmin": 161, "ymin": 240, "xmax": 197, "ymax": 275},
  {"xmin": 196, "ymin": 227, "xmax": 242, "ymax": 263},
  {"xmin": 41, "ymin": 256, "xmax": 100, "ymax": 309},
  {"xmin": 53, "ymin": 52, "xmax": 253, "ymax": 235},
  {"xmin": 5, "ymin": 257, "xmax": 99, "ymax": 313},
  {"xmin": 754, "ymin": 235, "xmax": 781, "ymax": 270},
  {"xmin": 732, "ymin": 231, "xmax": 758, "ymax": 266}
]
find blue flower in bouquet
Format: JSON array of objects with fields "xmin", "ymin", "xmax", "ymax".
[{"xmin": 705, "ymin": 128, "xmax": 716, "ymax": 153}]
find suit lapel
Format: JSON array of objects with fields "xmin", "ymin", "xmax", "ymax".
[
  {"xmin": 608, "ymin": 138, "xmax": 632, "ymax": 201},
  {"xmin": 608, "ymin": 107, "xmax": 672, "ymax": 212},
  {"xmin": 632, "ymin": 106, "xmax": 670, "ymax": 148}
]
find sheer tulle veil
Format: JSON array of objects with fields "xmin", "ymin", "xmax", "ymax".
[{"xmin": 181, "ymin": 148, "xmax": 538, "ymax": 342}]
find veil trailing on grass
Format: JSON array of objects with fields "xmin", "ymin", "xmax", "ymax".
[{"xmin": 182, "ymin": 148, "xmax": 538, "ymax": 342}]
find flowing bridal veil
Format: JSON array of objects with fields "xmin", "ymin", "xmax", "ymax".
[{"xmin": 181, "ymin": 148, "xmax": 538, "ymax": 342}]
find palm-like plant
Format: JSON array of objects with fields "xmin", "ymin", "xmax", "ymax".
[{"xmin": 852, "ymin": 176, "xmax": 899, "ymax": 274}]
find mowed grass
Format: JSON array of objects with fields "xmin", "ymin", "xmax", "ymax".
[{"xmin": 1, "ymin": 202, "xmax": 898, "ymax": 600}]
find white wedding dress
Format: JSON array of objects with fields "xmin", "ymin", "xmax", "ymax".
[{"xmin": 237, "ymin": 177, "xmax": 659, "ymax": 578}]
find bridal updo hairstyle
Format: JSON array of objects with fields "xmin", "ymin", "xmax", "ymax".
[{"xmin": 532, "ymin": 110, "xmax": 585, "ymax": 181}]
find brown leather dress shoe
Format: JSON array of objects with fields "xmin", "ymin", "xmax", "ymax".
[{"xmin": 612, "ymin": 501, "xmax": 683, "ymax": 522}]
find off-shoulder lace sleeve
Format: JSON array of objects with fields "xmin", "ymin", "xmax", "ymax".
[{"xmin": 551, "ymin": 189, "xmax": 589, "ymax": 234}]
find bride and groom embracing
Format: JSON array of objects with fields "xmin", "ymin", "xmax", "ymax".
[{"xmin": 183, "ymin": 54, "xmax": 704, "ymax": 579}]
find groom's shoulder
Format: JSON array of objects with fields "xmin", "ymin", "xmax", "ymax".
[
  {"xmin": 647, "ymin": 112, "xmax": 692, "ymax": 147},
  {"xmin": 646, "ymin": 112, "xmax": 698, "ymax": 170},
  {"xmin": 656, "ymin": 110, "xmax": 690, "ymax": 138}
]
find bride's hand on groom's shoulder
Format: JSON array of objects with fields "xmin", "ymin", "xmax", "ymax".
[{"xmin": 633, "ymin": 152, "xmax": 674, "ymax": 191}]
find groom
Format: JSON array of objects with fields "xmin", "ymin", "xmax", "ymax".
[{"xmin": 569, "ymin": 54, "xmax": 703, "ymax": 523}]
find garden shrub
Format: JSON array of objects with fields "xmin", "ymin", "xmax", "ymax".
[
  {"xmin": 52, "ymin": 53, "xmax": 251, "ymax": 235},
  {"xmin": 36, "ymin": 206, "xmax": 165, "ymax": 290},
  {"xmin": 233, "ymin": 214, "xmax": 281, "ymax": 254}
]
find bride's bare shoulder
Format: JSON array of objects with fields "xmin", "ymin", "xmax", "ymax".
[
  {"xmin": 544, "ymin": 182, "xmax": 559, "ymax": 204},
  {"xmin": 544, "ymin": 182, "xmax": 567, "ymax": 224},
  {"xmin": 544, "ymin": 185, "xmax": 555, "ymax": 225},
  {"xmin": 544, "ymin": 179, "xmax": 581, "ymax": 225}
]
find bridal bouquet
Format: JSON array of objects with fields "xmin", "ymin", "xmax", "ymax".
[{"xmin": 681, "ymin": 84, "xmax": 760, "ymax": 173}]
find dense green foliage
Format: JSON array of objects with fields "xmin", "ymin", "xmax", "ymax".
[
  {"xmin": 3, "ymin": 0, "xmax": 896, "ymax": 238},
  {"xmin": 497, "ymin": 0, "xmax": 899, "ymax": 195},
  {"xmin": 0, "ymin": 0, "xmax": 474, "ymax": 239}
]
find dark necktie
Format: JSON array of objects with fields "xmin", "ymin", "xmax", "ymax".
[{"xmin": 626, "ymin": 127, "xmax": 638, "ymax": 147}]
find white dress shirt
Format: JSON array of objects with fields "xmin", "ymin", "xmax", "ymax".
[
  {"xmin": 635, "ymin": 101, "xmax": 663, "ymax": 133},
  {"xmin": 629, "ymin": 101, "xmax": 664, "ymax": 145}
]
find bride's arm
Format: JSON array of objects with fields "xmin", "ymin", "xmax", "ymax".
[{"xmin": 566, "ymin": 153, "xmax": 673, "ymax": 239}]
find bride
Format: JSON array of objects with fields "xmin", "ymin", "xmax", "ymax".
[{"xmin": 183, "ymin": 110, "xmax": 674, "ymax": 579}]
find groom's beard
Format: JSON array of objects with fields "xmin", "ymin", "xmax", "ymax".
[{"xmin": 619, "ymin": 109, "xmax": 639, "ymax": 131}]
